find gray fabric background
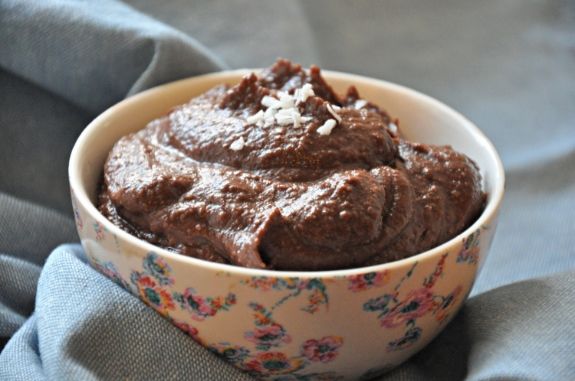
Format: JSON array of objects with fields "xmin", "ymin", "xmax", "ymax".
[
  {"xmin": 122, "ymin": 0, "xmax": 575, "ymax": 295},
  {"xmin": 1, "ymin": 0, "xmax": 574, "ymax": 380}
]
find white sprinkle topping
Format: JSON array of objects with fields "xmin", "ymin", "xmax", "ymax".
[
  {"xmin": 291, "ymin": 109, "xmax": 302, "ymax": 128},
  {"xmin": 258, "ymin": 87, "xmax": 315, "ymax": 129},
  {"xmin": 275, "ymin": 108, "xmax": 296, "ymax": 126},
  {"xmin": 388, "ymin": 122, "xmax": 398, "ymax": 134},
  {"xmin": 278, "ymin": 92, "xmax": 295, "ymax": 109},
  {"xmin": 264, "ymin": 117, "xmax": 275, "ymax": 127},
  {"xmin": 354, "ymin": 99, "xmax": 368, "ymax": 109},
  {"xmin": 273, "ymin": 108, "xmax": 303, "ymax": 128},
  {"xmin": 261, "ymin": 95, "xmax": 281, "ymax": 109},
  {"xmin": 264, "ymin": 106, "xmax": 276, "ymax": 120},
  {"xmin": 246, "ymin": 110, "xmax": 264, "ymax": 125},
  {"xmin": 230, "ymin": 137, "xmax": 245, "ymax": 151},
  {"xmin": 317, "ymin": 119, "xmax": 337, "ymax": 135},
  {"xmin": 294, "ymin": 83, "xmax": 315, "ymax": 104},
  {"xmin": 326, "ymin": 103, "xmax": 342, "ymax": 123}
]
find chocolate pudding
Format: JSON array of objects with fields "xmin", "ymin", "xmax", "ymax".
[{"xmin": 98, "ymin": 60, "xmax": 485, "ymax": 271}]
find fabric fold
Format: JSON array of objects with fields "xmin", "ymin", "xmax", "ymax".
[
  {"xmin": 0, "ymin": 0, "xmax": 224, "ymax": 113},
  {"xmin": 1, "ymin": 245, "xmax": 252, "ymax": 381},
  {"xmin": 2, "ymin": 245, "xmax": 574, "ymax": 380},
  {"xmin": 1, "ymin": 0, "xmax": 574, "ymax": 380}
]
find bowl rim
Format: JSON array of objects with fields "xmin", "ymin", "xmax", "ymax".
[{"xmin": 69, "ymin": 69, "xmax": 505, "ymax": 279}]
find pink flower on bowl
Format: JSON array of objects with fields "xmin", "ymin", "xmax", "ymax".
[
  {"xmin": 245, "ymin": 352, "xmax": 304, "ymax": 376},
  {"xmin": 347, "ymin": 271, "xmax": 389, "ymax": 292},
  {"xmin": 301, "ymin": 336, "xmax": 344, "ymax": 363},
  {"xmin": 132, "ymin": 274, "xmax": 175, "ymax": 316},
  {"xmin": 243, "ymin": 276, "xmax": 281, "ymax": 291},
  {"xmin": 380, "ymin": 287, "xmax": 436, "ymax": 328},
  {"xmin": 181, "ymin": 288, "xmax": 217, "ymax": 320},
  {"xmin": 245, "ymin": 323, "xmax": 292, "ymax": 350}
]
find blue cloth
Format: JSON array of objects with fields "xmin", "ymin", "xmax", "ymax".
[{"xmin": 1, "ymin": 0, "xmax": 575, "ymax": 380}]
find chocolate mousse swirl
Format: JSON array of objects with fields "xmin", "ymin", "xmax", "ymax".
[{"xmin": 99, "ymin": 59, "xmax": 485, "ymax": 271}]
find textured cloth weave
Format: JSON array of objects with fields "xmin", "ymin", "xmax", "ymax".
[{"xmin": 1, "ymin": 0, "xmax": 574, "ymax": 380}]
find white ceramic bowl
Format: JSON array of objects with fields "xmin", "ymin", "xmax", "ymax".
[{"xmin": 69, "ymin": 70, "xmax": 504, "ymax": 381}]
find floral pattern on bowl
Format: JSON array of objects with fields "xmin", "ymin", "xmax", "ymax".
[{"xmin": 76, "ymin": 185, "xmax": 495, "ymax": 381}]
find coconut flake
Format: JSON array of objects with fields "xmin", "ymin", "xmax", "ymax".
[
  {"xmin": 259, "ymin": 88, "xmax": 312, "ymax": 128},
  {"xmin": 275, "ymin": 117, "xmax": 292, "ymax": 126},
  {"xmin": 264, "ymin": 117, "xmax": 275, "ymax": 127},
  {"xmin": 270, "ymin": 105, "xmax": 305, "ymax": 127},
  {"xmin": 291, "ymin": 109, "xmax": 302, "ymax": 128},
  {"xmin": 261, "ymin": 95, "xmax": 281, "ymax": 109},
  {"xmin": 354, "ymin": 99, "xmax": 368, "ymax": 109},
  {"xmin": 294, "ymin": 83, "xmax": 315, "ymax": 104},
  {"xmin": 388, "ymin": 122, "xmax": 398, "ymax": 134},
  {"xmin": 326, "ymin": 103, "xmax": 342, "ymax": 123},
  {"xmin": 230, "ymin": 137, "xmax": 245, "ymax": 151},
  {"xmin": 246, "ymin": 110, "xmax": 264, "ymax": 125},
  {"xmin": 317, "ymin": 119, "xmax": 337, "ymax": 135},
  {"xmin": 275, "ymin": 109, "xmax": 295, "ymax": 126},
  {"xmin": 264, "ymin": 106, "xmax": 276, "ymax": 119},
  {"xmin": 278, "ymin": 92, "xmax": 295, "ymax": 109}
]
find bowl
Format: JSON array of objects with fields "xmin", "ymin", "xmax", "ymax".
[{"xmin": 69, "ymin": 70, "xmax": 504, "ymax": 381}]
